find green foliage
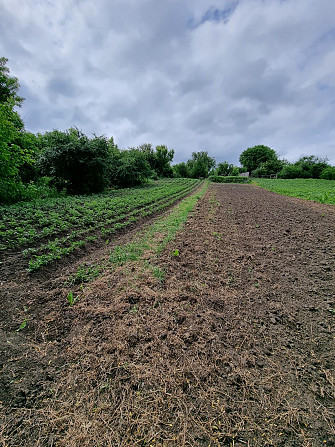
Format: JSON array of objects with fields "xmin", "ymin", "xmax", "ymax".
[
  {"xmin": 278, "ymin": 156, "xmax": 330, "ymax": 179},
  {"xmin": 153, "ymin": 145, "xmax": 174, "ymax": 177},
  {"xmin": 0, "ymin": 100, "xmax": 34, "ymax": 204},
  {"xmin": 253, "ymin": 178, "xmax": 335, "ymax": 205},
  {"xmin": 211, "ymin": 175, "xmax": 248, "ymax": 183},
  {"xmin": 320, "ymin": 166, "xmax": 335, "ymax": 180},
  {"xmin": 186, "ymin": 151, "xmax": 216, "ymax": 178},
  {"xmin": 239, "ymin": 145, "xmax": 279, "ymax": 175},
  {"xmin": 1, "ymin": 179, "xmax": 200, "ymax": 270},
  {"xmin": 38, "ymin": 128, "xmax": 113, "ymax": 194},
  {"xmin": 16, "ymin": 318, "xmax": 28, "ymax": 332},
  {"xmin": 0, "ymin": 57, "xmax": 24, "ymax": 107},
  {"xmin": 66, "ymin": 291, "xmax": 78, "ymax": 306},
  {"xmin": 252, "ymin": 158, "xmax": 285, "ymax": 178},
  {"xmin": 173, "ymin": 162, "xmax": 190, "ymax": 178},
  {"xmin": 139, "ymin": 143, "xmax": 174, "ymax": 178},
  {"xmin": 114, "ymin": 148, "xmax": 152, "ymax": 187},
  {"xmin": 216, "ymin": 161, "xmax": 235, "ymax": 176}
]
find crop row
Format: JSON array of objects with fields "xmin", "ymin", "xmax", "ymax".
[
  {"xmin": 253, "ymin": 178, "xmax": 335, "ymax": 205},
  {"xmin": 0, "ymin": 178, "xmax": 201, "ymax": 271}
]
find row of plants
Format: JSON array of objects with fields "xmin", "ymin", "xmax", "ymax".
[
  {"xmin": 0, "ymin": 178, "xmax": 201, "ymax": 270},
  {"xmin": 253, "ymin": 178, "xmax": 335, "ymax": 205}
]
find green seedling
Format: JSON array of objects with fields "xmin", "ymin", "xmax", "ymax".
[
  {"xmin": 172, "ymin": 249, "xmax": 179, "ymax": 257},
  {"xmin": 16, "ymin": 318, "xmax": 27, "ymax": 332},
  {"xmin": 67, "ymin": 291, "xmax": 78, "ymax": 306}
]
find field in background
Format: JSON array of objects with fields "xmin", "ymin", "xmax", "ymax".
[{"xmin": 253, "ymin": 178, "xmax": 335, "ymax": 204}]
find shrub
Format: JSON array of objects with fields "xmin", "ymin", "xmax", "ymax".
[
  {"xmin": 38, "ymin": 129, "xmax": 113, "ymax": 194},
  {"xmin": 320, "ymin": 166, "xmax": 335, "ymax": 180}
]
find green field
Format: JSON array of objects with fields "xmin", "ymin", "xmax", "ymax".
[
  {"xmin": 0, "ymin": 178, "xmax": 201, "ymax": 271},
  {"xmin": 253, "ymin": 178, "xmax": 335, "ymax": 205}
]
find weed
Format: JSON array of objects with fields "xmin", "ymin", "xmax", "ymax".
[
  {"xmin": 152, "ymin": 266, "xmax": 165, "ymax": 282},
  {"xmin": 66, "ymin": 291, "xmax": 78, "ymax": 306},
  {"xmin": 172, "ymin": 249, "xmax": 180, "ymax": 257},
  {"xmin": 67, "ymin": 264, "xmax": 101, "ymax": 285}
]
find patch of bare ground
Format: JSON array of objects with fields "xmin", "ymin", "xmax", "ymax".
[{"xmin": 1, "ymin": 184, "xmax": 334, "ymax": 446}]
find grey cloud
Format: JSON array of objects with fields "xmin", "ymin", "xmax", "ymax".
[{"xmin": 1, "ymin": 0, "xmax": 335, "ymax": 165}]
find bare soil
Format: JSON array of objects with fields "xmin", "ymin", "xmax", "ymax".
[{"xmin": 0, "ymin": 183, "xmax": 334, "ymax": 446}]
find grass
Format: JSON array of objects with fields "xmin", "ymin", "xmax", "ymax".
[
  {"xmin": 253, "ymin": 178, "xmax": 335, "ymax": 205},
  {"xmin": 108, "ymin": 181, "xmax": 208, "ymax": 269}
]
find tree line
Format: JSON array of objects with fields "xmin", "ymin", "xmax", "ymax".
[
  {"xmin": 1, "ymin": 58, "xmax": 334, "ymax": 204},
  {"xmin": 238, "ymin": 145, "xmax": 335, "ymax": 180}
]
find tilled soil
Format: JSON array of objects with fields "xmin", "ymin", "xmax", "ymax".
[{"xmin": 0, "ymin": 183, "xmax": 334, "ymax": 446}]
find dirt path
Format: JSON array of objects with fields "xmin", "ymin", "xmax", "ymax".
[{"xmin": 1, "ymin": 184, "xmax": 334, "ymax": 446}]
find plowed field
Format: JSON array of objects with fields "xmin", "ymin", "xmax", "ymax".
[{"xmin": 1, "ymin": 183, "xmax": 334, "ymax": 446}]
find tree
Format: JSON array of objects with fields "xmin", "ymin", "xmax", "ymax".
[
  {"xmin": 320, "ymin": 166, "xmax": 335, "ymax": 180},
  {"xmin": 216, "ymin": 161, "xmax": 235, "ymax": 176},
  {"xmin": 239, "ymin": 145, "xmax": 278, "ymax": 174},
  {"xmin": 153, "ymin": 145, "xmax": 174, "ymax": 177},
  {"xmin": 173, "ymin": 162, "xmax": 190, "ymax": 178},
  {"xmin": 187, "ymin": 151, "xmax": 216, "ymax": 178},
  {"xmin": 0, "ymin": 57, "xmax": 24, "ymax": 107},
  {"xmin": 251, "ymin": 158, "xmax": 286, "ymax": 178},
  {"xmin": 139, "ymin": 143, "xmax": 174, "ymax": 178},
  {"xmin": 278, "ymin": 156, "xmax": 329, "ymax": 179},
  {"xmin": 114, "ymin": 148, "xmax": 152, "ymax": 187},
  {"xmin": 38, "ymin": 128, "xmax": 114, "ymax": 194},
  {"xmin": 0, "ymin": 100, "xmax": 33, "ymax": 203}
]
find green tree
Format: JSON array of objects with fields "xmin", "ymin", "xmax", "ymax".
[
  {"xmin": 278, "ymin": 156, "xmax": 329, "ymax": 179},
  {"xmin": 320, "ymin": 166, "xmax": 335, "ymax": 180},
  {"xmin": 239, "ymin": 145, "xmax": 278, "ymax": 174},
  {"xmin": 216, "ymin": 161, "xmax": 235, "ymax": 176},
  {"xmin": 173, "ymin": 162, "xmax": 190, "ymax": 178},
  {"xmin": 114, "ymin": 148, "xmax": 152, "ymax": 187},
  {"xmin": 38, "ymin": 128, "xmax": 114, "ymax": 194},
  {"xmin": 187, "ymin": 151, "xmax": 216, "ymax": 178},
  {"xmin": 0, "ymin": 100, "xmax": 33, "ymax": 203},
  {"xmin": 153, "ymin": 145, "xmax": 174, "ymax": 177},
  {"xmin": 139, "ymin": 143, "xmax": 174, "ymax": 178},
  {"xmin": 252, "ymin": 158, "xmax": 286, "ymax": 178},
  {"xmin": 0, "ymin": 57, "xmax": 24, "ymax": 108}
]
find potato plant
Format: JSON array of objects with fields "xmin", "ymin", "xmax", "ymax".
[{"xmin": 0, "ymin": 178, "xmax": 201, "ymax": 270}]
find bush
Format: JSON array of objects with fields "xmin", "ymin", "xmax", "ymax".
[
  {"xmin": 278, "ymin": 156, "xmax": 329, "ymax": 179},
  {"xmin": 320, "ymin": 166, "xmax": 335, "ymax": 180},
  {"xmin": 38, "ymin": 129, "xmax": 113, "ymax": 194},
  {"xmin": 113, "ymin": 149, "xmax": 152, "ymax": 188}
]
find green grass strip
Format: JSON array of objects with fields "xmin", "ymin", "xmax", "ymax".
[{"xmin": 109, "ymin": 181, "xmax": 208, "ymax": 267}]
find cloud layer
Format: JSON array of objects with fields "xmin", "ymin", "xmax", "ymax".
[{"xmin": 1, "ymin": 0, "xmax": 335, "ymax": 164}]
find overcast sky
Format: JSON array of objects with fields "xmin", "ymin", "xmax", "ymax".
[{"xmin": 1, "ymin": 0, "xmax": 335, "ymax": 165}]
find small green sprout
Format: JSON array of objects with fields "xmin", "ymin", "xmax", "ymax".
[
  {"xmin": 16, "ymin": 318, "xmax": 27, "ymax": 332},
  {"xmin": 67, "ymin": 291, "xmax": 78, "ymax": 306}
]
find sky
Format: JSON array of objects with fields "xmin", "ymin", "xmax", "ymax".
[{"xmin": 1, "ymin": 0, "xmax": 335, "ymax": 165}]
